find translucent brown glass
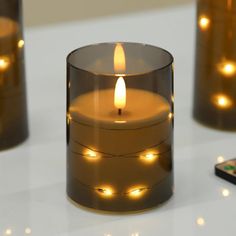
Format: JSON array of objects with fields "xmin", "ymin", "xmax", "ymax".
[
  {"xmin": 193, "ymin": 0, "xmax": 236, "ymax": 130},
  {"xmin": 67, "ymin": 42, "xmax": 174, "ymax": 212},
  {"xmin": 0, "ymin": 0, "xmax": 28, "ymax": 150}
]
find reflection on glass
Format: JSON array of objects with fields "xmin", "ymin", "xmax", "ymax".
[
  {"xmin": 168, "ymin": 112, "xmax": 173, "ymax": 120},
  {"xmin": 18, "ymin": 39, "xmax": 24, "ymax": 48},
  {"xmin": 67, "ymin": 113, "xmax": 72, "ymax": 125}
]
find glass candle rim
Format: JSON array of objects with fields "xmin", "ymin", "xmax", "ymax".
[{"xmin": 66, "ymin": 42, "xmax": 174, "ymax": 77}]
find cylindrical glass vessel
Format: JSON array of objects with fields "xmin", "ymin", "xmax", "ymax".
[
  {"xmin": 193, "ymin": 0, "xmax": 236, "ymax": 130},
  {"xmin": 0, "ymin": 0, "xmax": 28, "ymax": 150},
  {"xmin": 67, "ymin": 42, "xmax": 174, "ymax": 212}
]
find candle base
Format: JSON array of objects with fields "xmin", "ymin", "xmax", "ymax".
[{"xmin": 67, "ymin": 173, "xmax": 173, "ymax": 212}]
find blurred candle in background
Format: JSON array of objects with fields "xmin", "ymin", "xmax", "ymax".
[
  {"xmin": 193, "ymin": 0, "xmax": 236, "ymax": 130},
  {"xmin": 0, "ymin": 0, "xmax": 28, "ymax": 150}
]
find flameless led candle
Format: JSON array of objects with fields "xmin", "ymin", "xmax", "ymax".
[
  {"xmin": 0, "ymin": 0, "xmax": 28, "ymax": 150},
  {"xmin": 193, "ymin": 0, "xmax": 236, "ymax": 130},
  {"xmin": 67, "ymin": 42, "xmax": 174, "ymax": 212}
]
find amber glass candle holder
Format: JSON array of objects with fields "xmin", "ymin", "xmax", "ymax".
[
  {"xmin": 0, "ymin": 0, "xmax": 28, "ymax": 150},
  {"xmin": 67, "ymin": 42, "xmax": 174, "ymax": 212},
  {"xmin": 193, "ymin": 0, "xmax": 236, "ymax": 130}
]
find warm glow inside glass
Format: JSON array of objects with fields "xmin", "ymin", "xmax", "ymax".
[
  {"xmin": 67, "ymin": 42, "xmax": 174, "ymax": 212},
  {"xmin": 0, "ymin": 0, "xmax": 28, "ymax": 150},
  {"xmin": 193, "ymin": 0, "xmax": 236, "ymax": 130}
]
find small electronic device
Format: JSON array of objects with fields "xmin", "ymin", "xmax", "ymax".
[{"xmin": 215, "ymin": 158, "xmax": 236, "ymax": 185}]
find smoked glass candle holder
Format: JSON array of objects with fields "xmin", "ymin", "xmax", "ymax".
[
  {"xmin": 0, "ymin": 0, "xmax": 28, "ymax": 150},
  {"xmin": 67, "ymin": 42, "xmax": 174, "ymax": 212},
  {"xmin": 193, "ymin": 0, "xmax": 236, "ymax": 130}
]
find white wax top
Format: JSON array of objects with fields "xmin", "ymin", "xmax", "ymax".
[
  {"xmin": 70, "ymin": 89, "xmax": 170, "ymax": 129},
  {"xmin": 0, "ymin": 17, "xmax": 18, "ymax": 38}
]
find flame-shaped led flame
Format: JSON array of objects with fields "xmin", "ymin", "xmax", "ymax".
[
  {"xmin": 114, "ymin": 76, "xmax": 126, "ymax": 110},
  {"xmin": 114, "ymin": 43, "xmax": 126, "ymax": 74}
]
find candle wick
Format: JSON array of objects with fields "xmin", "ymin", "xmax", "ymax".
[{"xmin": 118, "ymin": 109, "xmax": 122, "ymax": 116}]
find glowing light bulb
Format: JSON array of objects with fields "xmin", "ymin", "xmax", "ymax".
[
  {"xmin": 96, "ymin": 187, "xmax": 114, "ymax": 197},
  {"xmin": 114, "ymin": 43, "xmax": 126, "ymax": 74},
  {"xmin": 140, "ymin": 152, "xmax": 159, "ymax": 163},
  {"xmin": 18, "ymin": 39, "xmax": 24, "ymax": 48},
  {"xmin": 0, "ymin": 56, "xmax": 10, "ymax": 72},
  {"xmin": 128, "ymin": 187, "xmax": 147, "ymax": 199},
  {"xmin": 196, "ymin": 217, "xmax": 205, "ymax": 226},
  {"xmin": 212, "ymin": 94, "xmax": 233, "ymax": 109},
  {"xmin": 199, "ymin": 16, "xmax": 210, "ymax": 30},
  {"xmin": 217, "ymin": 60, "xmax": 236, "ymax": 77},
  {"xmin": 217, "ymin": 156, "xmax": 225, "ymax": 164},
  {"xmin": 222, "ymin": 188, "xmax": 230, "ymax": 197},
  {"xmin": 84, "ymin": 149, "xmax": 99, "ymax": 161},
  {"xmin": 114, "ymin": 76, "xmax": 126, "ymax": 111}
]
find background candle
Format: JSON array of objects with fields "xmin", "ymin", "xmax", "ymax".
[
  {"xmin": 0, "ymin": 0, "xmax": 28, "ymax": 150},
  {"xmin": 193, "ymin": 0, "xmax": 236, "ymax": 130},
  {"xmin": 67, "ymin": 42, "xmax": 174, "ymax": 212}
]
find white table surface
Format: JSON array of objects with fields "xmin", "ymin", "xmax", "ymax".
[{"xmin": 0, "ymin": 3, "xmax": 236, "ymax": 236}]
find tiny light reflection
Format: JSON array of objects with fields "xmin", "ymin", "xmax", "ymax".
[
  {"xmin": 67, "ymin": 113, "xmax": 72, "ymax": 125},
  {"xmin": 222, "ymin": 188, "xmax": 230, "ymax": 197},
  {"xmin": 168, "ymin": 112, "xmax": 173, "ymax": 120},
  {"xmin": 199, "ymin": 16, "xmax": 210, "ymax": 30},
  {"xmin": 115, "ymin": 120, "xmax": 127, "ymax": 124},
  {"xmin": 196, "ymin": 217, "xmax": 206, "ymax": 226},
  {"xmin": 217, "ymin": 156, "xmax": 225, "ymax": 164}
]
